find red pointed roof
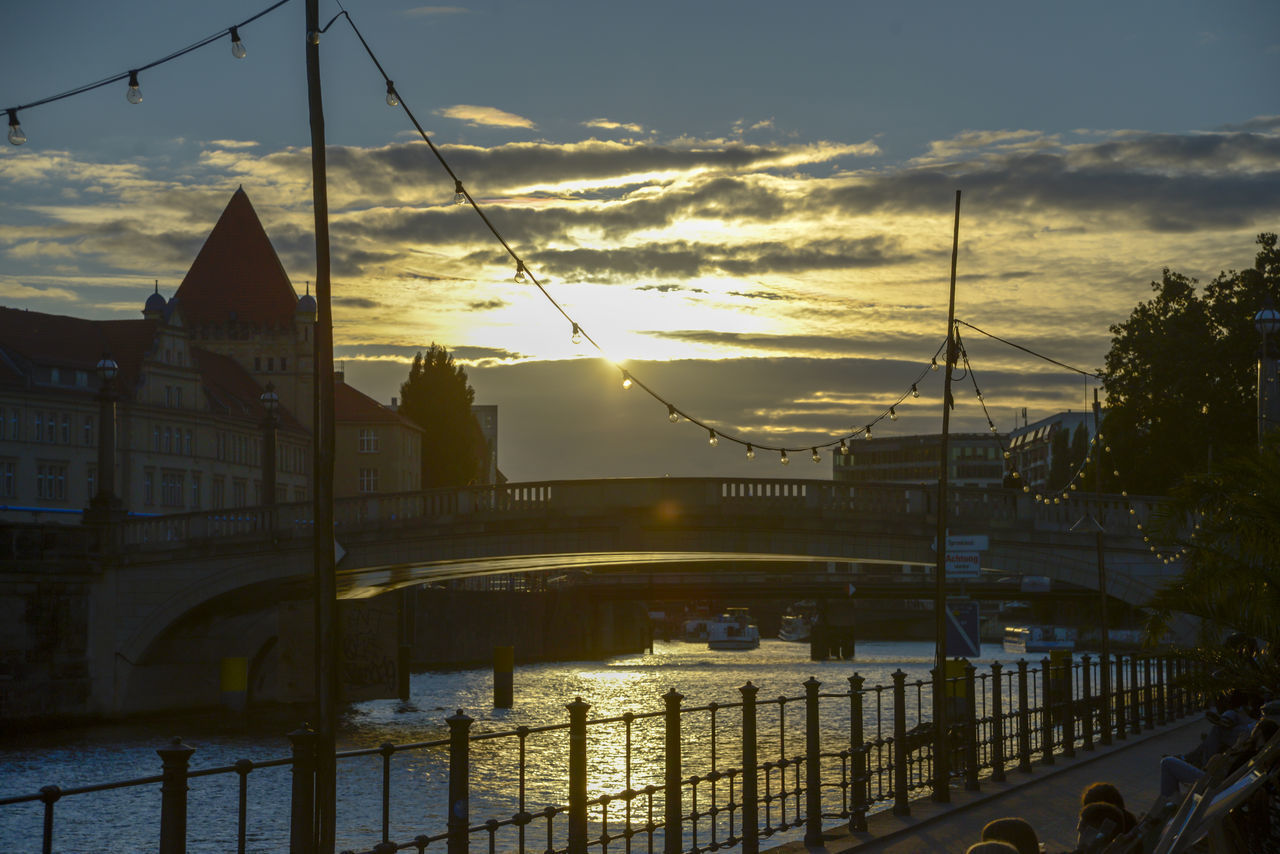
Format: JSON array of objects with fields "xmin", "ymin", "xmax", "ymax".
[
  {"xmin": 0, "ymin": 306, "xmax": 158, "ymax": 392},
  {"xmin": 334, "ymin": 377, "xmax": 423, "ymax": 431},
  {"xmin": 175, "ymin": 188, "xmax": 298, "ymax": 327}
]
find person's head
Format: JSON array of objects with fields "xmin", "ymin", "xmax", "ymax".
[
  {"xmin": 980, "ymin": 816, "xmax": 1040, "ymax": 854},
  {"xmin": 965, "ymin": 843, "xmax": 1019, "ymax": 854},
  {"xmin": 1080, "ymin": 781, "xmax": 1125, "ymax": 810},
  {"xmin": 1077, "ymin": 802, "xmax": 1125, "ymax": 849}
]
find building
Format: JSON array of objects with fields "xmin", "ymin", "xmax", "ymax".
[
  {"xmin": 0, "ymin": 187, "xmax": 428, "ymax": 520},
  {"xmin": 471, "ymin": 404, "xmax": 503, "ymax": 485},
  {"xmin": 831, "ymin": 432, "xmax": 1005, "ymax": 487},
  {"xmin": 1006, "ymin": 410, "xmax": 1103, "ymax": 492}
]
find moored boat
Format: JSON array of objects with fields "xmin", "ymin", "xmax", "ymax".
[
  {"xmin": 707, "ymin": 608, "xmax": 761, "ymax": 650},
  {"xmin": 1003, "ymin": 625, "xmax": 1076, "ymax": 655}
]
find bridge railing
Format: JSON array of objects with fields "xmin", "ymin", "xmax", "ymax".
[{"xmin": 1, "ymin": 653, "xmax": 1196, "ymax": 854}]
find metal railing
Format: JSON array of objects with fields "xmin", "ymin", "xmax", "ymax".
[{"xmin": 1, "ymin": 652, "xmax": 1197, "ymax": 854}]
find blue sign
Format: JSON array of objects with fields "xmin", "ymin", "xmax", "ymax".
[{"xmin": 945, "ymin": 600, "xmax": 981, "ymax": 658}]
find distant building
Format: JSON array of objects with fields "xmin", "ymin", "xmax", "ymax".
[
  {"xmin": 471, "ymin": 404, "xmax": 503, "ymax": 484},
  {"xmin": 1006, "ymin": 410, "xmax": 1103, "ymax": 492},
  {"xmin": 334, "ymin": 370, "xmax": 423, "ymax": 497},
  {"xmin": 832, "ymin": 432, "xmax": 1005, "ymax": 487}
]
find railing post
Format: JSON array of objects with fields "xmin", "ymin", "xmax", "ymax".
[
  {"xmin": 39, "ymin": 785, "xmax": 60, "ymax": 854},
  {"xmin": 1114, "ymin": 655, "xmax": 1127, "ymax": 741},
  {"xmin": 990, "ymin": 663, "xmax": 1005, "ymax": 782},
  {"xmin": 567, "ymin": 697, "xmax": 590, "ymax": 854},
  {"xmin": 158, "ymin": 737, "xmax": 196, "ymax": 854},
  {"xmin": 1130, "ymin": 655, "xmax": 1141, "ymax": 734},
  {"xmin": 1039, "ymin": 658, "xmax": 1054, "ymax": 766},
  {"xmin": 848, "ymin": 674, "xmax": 867, "ymax": 832},
  {"xmin": 663, "ymin": 689, "xmax": 685, "ymax": 854},
  {"xmin": 1098, "ymin": 653, "xmax": 1112, "ymax": 746},
  {"xmin": 288, "ymin": 725, "xmax": 317, "ymax": 854},
  {"xmin": 1061, "ymin": 657, "xmax": 1075, "ymax": 759},
  {"xmin": 892, "ymin": 669, "xmax": 909, "ymax": 816},
  {"xmin": 804, "ymin": 677, "xmax": 823, "ymax": 847},
  {"xmin": 964, "ymin": 663, "xmax": 979, "ymax": 791},
  {"xmin": 1081, "ymin": 655, "xmax": 1094, "ymax": 751},
  {"xmin": 1017, "ymin": 660, "xmax": 1031, "ymax": 773},
  {"xmin": 1175, "ymin": 657, "xmax": 1186, "ymax": 719},
  {"xmin": 1157, "ymin": 656, "xmax": 1168, "ymax": 725},
  {"xmin": 447, "ymin": 709, "xmax": 474, "ymax": 854},
  {"xmin": 1144, "ymin": 656, "xmax": 1155, "ymax": 730},
  {"xmin": 740, "ymin": 682, "xmax": 760, "ymax": 854}
]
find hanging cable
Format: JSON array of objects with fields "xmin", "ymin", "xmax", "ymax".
[{"xmin": 955, "ymin": 319, "xmax": 1103, "ymax": 378}]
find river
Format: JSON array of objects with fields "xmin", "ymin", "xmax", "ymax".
[{"xmin": 2, "ymin": 638, "xmax": 1070, "ymax": 852}]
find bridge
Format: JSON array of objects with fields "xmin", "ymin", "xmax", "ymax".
[{"xmin": 1, "ymin": 476, "xmax": 1180, "ymax": 719}]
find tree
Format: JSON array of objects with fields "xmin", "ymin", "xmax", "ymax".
[
  {"xmin": 1101, "ymin": 233, "xmax": 1280, "ymax": 494},
  {"xmin": 398, "ymin": 344, "xmax": 486, "ymax": 488}
]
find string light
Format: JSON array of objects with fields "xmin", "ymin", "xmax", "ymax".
[
  {"xmin": 865, "ymin": 424, "xmax": 873, "ymax": 440},
  {"xmin": 621, "ymin": 371, "xmax": 632, "ymax": 390},
  {"xmin": 6, "ymin": 110, "xmax": 24, "ymax": 146},
  {"xmin": 839, "ymin": 439, "xmax": 848, "ymax": 455},
  {"xmin": 931, "ymin": 358, "xmax": 939, "ymax": 371},
  {"xmin": 811, "ymin": 448, "xmax": 821, "ymax": 463},
  {"xmin": 889, "ymin": 406, "xmax": 898, "ymax": 421},
  {"xmin": 126, "ymin": 71, "xmax": 142, "ymax": 104},
  {"xmin": 708, "ymin": 429, "xmax": 719, "ymax": 447},
  {"xmin": 385, "ymin": 80, "xmax": 399, "ymax": 107},
  {"xmin": 229, "ymin": 26, "xmax": 247, "ymax": 59},
  {"xmin": 911, "ymin": 384, "xmax": 920, "ymax": 399},
  {"xmin": 453, "ymin": 179, "xmax": 466, "ymax": 205},
  {"xmin": 780, "ymin": 450, "xmax": 789, "ymax": 465},
  {"xmin": 667, "ymin": 404, "xmax": 679, "ymax": 424},
  {"xmin": 308, "ymin": 29, "xmax": 320, "ymax": 45},
  {"xmin": 571, "ymin": 323, "xmax": 582, "ymax": 345},
  {"xmin": 514, "ymin": 262, "xmax": 527, "ymax": 284}
]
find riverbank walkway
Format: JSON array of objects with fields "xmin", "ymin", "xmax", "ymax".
[{"xmin": 768, "ymin": 717, "xmax": 1202, "ymax": 852}]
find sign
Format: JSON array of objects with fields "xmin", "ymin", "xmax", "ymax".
[
  {"xmin": 930, "ymin": 533, "xmax": 990, "ymax": 552},
  {"xmin": 946, "ymin": 551, "xmax": 982, "ymax": 579},
  {"xmin": 945, "ymin": 599, "xmax": 981, "ymax": 658}
]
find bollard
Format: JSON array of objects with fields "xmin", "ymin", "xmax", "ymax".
[
  {"xmin": 158, "ymin": 737, "xmax": 196, "ymax": 854},
  {"xmin": 663, "ymin": 689, "xmax": 685, "ymax": 854},
  {"xmin": 567, "ymin": 697, "xmax": 590, "ymax": 854},
  {"xmin": 848, "ymin": 674, "xmax": 868, "ymax": 831},
  {"xmin": 1081, "ymin": 655, "xmax": 1094, "ymax": 751},
  {"xmin": 804, "ymin": 677, "xmax": 823, "ymax": 847},
  {"xmin": 1114, "ymin": 656, "xmax": 1127, "ymax": 741},
  {"xmin": 740, "ymin": 682, "xmax": 760, "ymax": 853},
  {"xmin": 493, "ymin": 646, "xmax": 514, "ymax": 709},
  {"xmin": 990, "ymin": 663, "xmax": 1006, "ymax": 782},
  {"xmin": 1130, "ymin": 656, "xmax": 1141, "ymax": 734},
  {"xmin": 288, "ymin": 725, "xmax": 317, "ymax": 854},
  {"xmin": 1017, "ymin": 660, "xmax": 1031, "ymax": 773},
  {"xmin": 447, "ymin": 709, "xmax": 474, "ymax": 854},
  {"xmin": 1040, "ymin": 658, "xmax": 1054, "ymax": 766},
  {"xmin": 964, "ymin": 663, "xmax": 979, "ymax": 792},
  {"xmin": 892, "ymin": 670, "xmax": 909, "ymax": 816}
]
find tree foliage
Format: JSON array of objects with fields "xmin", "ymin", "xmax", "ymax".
[
  {"xmin": 1101, "ymin": 233, "xmax": 1280, "ymax": 494},
  {"xmin": 398, "ymin": 344, "xmax": 485, "ymax": 488}
]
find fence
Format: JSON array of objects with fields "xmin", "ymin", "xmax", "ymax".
[{"xmin": 1, "ymin": 653, "xmax": 1196, "ymax": 854}]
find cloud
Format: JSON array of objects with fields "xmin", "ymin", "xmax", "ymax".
[
  {"xmin": 438, "ymin": 105, "xmax": 537, "ymax": 129},
  {"xmin": 205, "ymin": 140, "xmax": 259, "ymax": 150},
  {"xmin": 583, "ymin": 118, "xmax": 647, "ymax": 134},
  {"xmin": 403, "ymin": 5, "xmax": 469, "ymax": 15},
  {"xmin": 467, "ymin": 299, "xmax": 508, "ymax": 311},
  {"xmin": 334, "ymin": 296, "xmax": 380, "ymax": 309}
]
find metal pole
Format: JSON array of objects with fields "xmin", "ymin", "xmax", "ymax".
[
  {"xmin": 990, "ymin": 663, "xmax": 1005, "ymax": 782},
  {"xmin": 304, "ymin": 1, "xmax": 338, "ymax": 850},
  {"xmin": 892, "ymin": 670, "xmax": 909, "ymax": 816},
  {"xmin": 567, "ymin": 697, "xmax": 590, "ymax": 854},
  {"xmin": 663, "ymin": 689, "xmax": 684, "ymax": 854},
  {"xmin": 289, "ymin": 726, "xmax": 318, "ymax": 854},
  {"xmin": 804, "ymin": 678, "xmax": 823, "ymax": 847},
  {"xmin": 740, "ymin": 682, "xmax": 760, "ymax": 854},
  {"xmin": 932, "ymin": 188, "xmax": 962, "ymax": 804},
  {"xmin": 848, "ymin": 674, "xmax": 867, "ymax": 832},
  {"xmin": 158, "ymin": 738, "xmax": 196, "ymax": 854},
  {"xmin": 1092, "ymin": 390, "xmax": 1113, "ymax": 745},
  {"xmin": 447, "ymin": 709, "xmax": 474, "ymax": 854}
]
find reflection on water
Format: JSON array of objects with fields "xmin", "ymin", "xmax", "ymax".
[{"xmin": 0, "ymin": 639, "xmax": 1020, "ymax": 852}]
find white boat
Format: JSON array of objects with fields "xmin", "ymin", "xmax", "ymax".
[
  {"xmin": 778, "ymin": 613, "xmax": 814, "ymax": 642},
  {"xmin": 707, "ymin": 608, "xmax": 761, "ymax": 650},
  {"xmin": 1003, "ymin": 625, "xmax": 1076, "ymax": 655}
]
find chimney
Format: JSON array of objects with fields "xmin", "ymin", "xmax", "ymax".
[
  {"xmin": 334, "ymin": 368, "xmax": 344, "ymax": 384},
  {"xmin": 390, "ymin": 396, "xmax": 398, "ymax": 409}
]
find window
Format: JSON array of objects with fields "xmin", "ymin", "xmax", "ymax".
[
  {"xmin": 48, "ymin": 412, "xmax": 56, "ymax": 442},
  {"xmin": 0, "ymin": 407, "xmax": 5, "ymax": 439},
  {"xmin": 212, "ymin": 477, "xmax": 225, "ymax": 509},
  {"xmin": 161, "ymin": 471, "xmax": 184, "ymax": 507},
  {"xmin": 87, "ymin": 465, "xmax": 96, "ymax": 500},
  {"xmin": 165, "ymin": 386, "xmax": 172, "ymax": 408},
  {"xmin": 358, "ymin": 429, "xmax": 379, "ymax": 453},
  {"xmin": 191, "ymin": 473, "xmax": 201, "ymax": 509},
  {"xmin": 294, "ymin": 488, "xmax": 306, "ymax": 503},
  {"xmin": 60, "ymin": 414, "xmax": 70, "ymax": 444},
  {"xmin": 359, "ymin": 467, "xmax": 379, "ymax": 493},
  {"xmin": 36, "ymin": 462, "xmax": 68, "ymax": 500},
  {"xmin": 175, "ymin": 387, "xmax": 182, "ymax": 408},
  {"xmin": 184, "ymin": 429, "xmax": 193, "ymax": 457},
  {"xmin": 0, "ymin": 460, "xmax": 14, "ymax": 497},
  {"xmin": 153, "ymin": 425, "xmax": 161, "ymax": 452},
  {"xmin": 232, "ymin": 479, "xmax": 246, "ymax": 507},
  {"xmin": 143, "ymin": 469, "xmax": 154, "ymax": 505},
  {"xmin": 33, "ymin": 412, "xmax": 43, "ymax": 443},
  {"xmin": 8, "ymin": 409, "xmax": 17, "ymax": 440},
  {"xmin": 83, "ymin": 415, "xmax": 94, "ymax": 446},
  {"xmin": 163, "ymin": 427, "xmax": 172, "ymax": 454}
]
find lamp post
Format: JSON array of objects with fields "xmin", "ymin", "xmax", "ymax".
[
  {"xmin": 1256, "ymin": 297, "xmax": 1280, "ymax": 448},
  {"xmin": 84, "ymin": 353, "xmax": 125, "ymax": 527},
  {"xmin": 260, "ymin": 382, "xmax": 279, "ymax": 507}
]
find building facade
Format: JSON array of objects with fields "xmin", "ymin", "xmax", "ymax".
[
  {"xmin": 335, "ymin": 371, "xmax": 424, "ymax": 497},
  {"xmin": 1006, "ymin": 409, "xmax": 1103, "ymax": 492},
  {"xmin": 831, "ymin": 432, "xmax": 1006, "ymax": 487}
]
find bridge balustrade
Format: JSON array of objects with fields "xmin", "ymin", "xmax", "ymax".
[{"xmin": 1, "ymin": 654, "xmax": 1198, "ymax": 854}]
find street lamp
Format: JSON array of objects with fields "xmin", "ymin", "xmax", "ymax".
[
  {"xmin": 84, "ymin": 353, "xmax": 125, "ymax": 526},
  {"xmin": 1256, "ymin": 297, "xmax": 1280, "ymax": 448},
  {"xmin": 260, "ymin": 382, "xmax": 279, "ymax": 507}
]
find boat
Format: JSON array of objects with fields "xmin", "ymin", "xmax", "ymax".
[
  {"xmin": 1003, "ymin": 625, "xmax": 1077, "ymax": 655},
  {"xmin": 778, "ymin": 613, "xmax": 815, "ymax": 642},
  {"xmin": 707, "ymin": 608, "xmax": 761, "ymax": 650}
]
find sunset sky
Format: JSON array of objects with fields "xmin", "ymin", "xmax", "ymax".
[{"xmin": 2, "ymin": 1, "xmax": 1278, "ymax": 481}]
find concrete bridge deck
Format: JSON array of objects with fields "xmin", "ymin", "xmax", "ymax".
[{"xmin": 768, "ymin": 718, "xmax": 1201, "ymax": 853}]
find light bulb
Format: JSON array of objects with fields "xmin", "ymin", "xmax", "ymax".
[
  {"xmin": 864, "ymin": 424, "xmax": 873, "ymax": 440},
  {"xmin": 839, "ymin": 440, "xmax": 848, "ymax": 455},
  {"xmin": 976, "ymin": 389, "xmax": 984, "ymax": 400},
  {"xmin": 811, "ymin": 448, "xmax": 821, "ymax": 463},
  {"xmin": 230, "ymin": 27, "xmax": 247, "ymax": 59},
  {"xmin": 889, "ymin": 407, "xmax": 898, "ymax": 421},
  {"xmin": 454, "ymin": 179, "xmax": 466, "ymax": 205},
  {"xmin": 1053, "ymin": 497, "xmax": 1060, "ymax": 504},
  {"xmin": 668, "ymin": 405, "xmax": 679, "ymax": 423},
  {"xmin": 1112, "ymin": 469, "xmax": 1120, "ymax": 477},
  {"xmin": 6, "ymin": 110, "xmax": 24, "ymax": 146},
  {"xmin": 930, "ymin": 358, "xmax": 939, "ymax": 371},
  {"xmin": 307, "ymin": 30, "xmax": 321, "ymax": 45},
  {"xmin": 514, "ymin": 262, "xmax": 527, "ymax": 284},
  {"xmin": 1023, "ymin": 485, "xmax": 1030, "ymax": 493},
  {"xmin": 1011, "ymin": 471, "xmax": 1019, "ymax": 479},
  {"xmin": 1105, "ymin": 446, "xmax": 1112, "ymax": 454},
  {"xmin": 126, "ymin": 71, "xmax": 142, "ymax": 104},
  {"xmin": 780, "ymin": 450, "xmax": 789, "ymax": 465},
  {"xmin": 1069, "ymin": 483, "xmax": 1077, "ymax": 491},
  {"xmin": 746, "ymin": 444, "xmax": 755, "ymax": 460},
  {"xmin": 385, "ymin": 81, "xmax": 399, "ymax": 107},
  {"xmin": 621, "ymin": 372, "xmax": 632, "ymax": 390},
  {"xmin": 911, "ymin": 384, "xmax": 920, "ymax": 399},
  {"xmin": 1121, "ymin": 490, "xmax": 1128, "ymax": 498},
  {"xmin": 571, "ymin": 323, "xmax": 582, "ymax": 345},
  {"xmin": 708, "ymin": 430, "xmax": 719, "ymax": 447},
  {"xmin": 1035, "ymin": 494, "xmax": 1043, "ymax": 501},
  {"xmin": 1002, "ymin": 450, "xmax": 1010, "ymax": 460}
]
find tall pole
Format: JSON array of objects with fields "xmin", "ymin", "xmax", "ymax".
[
  {"xmin": 304, "ymin": 1, "xmax": 338, "ymax": 851},
  {"xmin": 932, "ymin": 189, "xmax": 961, "ymax": 803},
  {"xmin": 1092, "ymin": 389, "xmax": 1112, "ymax": 744}
]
